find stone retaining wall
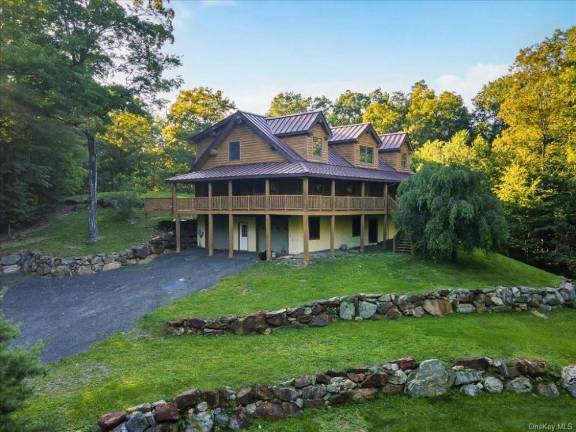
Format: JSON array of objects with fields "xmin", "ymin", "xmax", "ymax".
[
  {"xmin": 0, "ymin": 232, "xmax": 176, "ymax": 277},
  {"xmin": 97, "ymin": 356, "xmax": 576, "ymax": 431},
  {"xmin": 167, "ymin": 281, "xmax": 574, "ymax": 336}
]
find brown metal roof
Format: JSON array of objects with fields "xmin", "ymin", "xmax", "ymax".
[
  {"xmin": 379, "ymin": 132, "xmax": 411, "ymax": 152},
  {"xmin": 329, "ymin": 123, "xmax": 381, "ymax": 145},
  {"xmin": 267, "ymin": 111, "xmax": 331, "ymax": 138},
  {"xmin": 177, "ymin": 110, "xmax": 411, "ymax": 185},
  {"xmin": 168, "ymin": 156, "xmax": 410, "ymax": 184}
]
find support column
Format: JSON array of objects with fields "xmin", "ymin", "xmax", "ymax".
[
  {"xmin": 330, "ymin": 215, "xmax": 335, "ymax": 257},
  {"xmin": 265, "ymin": 214, "xmax": 271, "ymax": 261},
  {"xmin": 171, "ymin": 183, "xmax": 177, "ymax": 218},
  {"xmin": 228, "ymin": 214, "xmax": 234, "ymax": 258},
  {"xmin": 303, "ymin": 214, "xmax": 309, "ymax": 266},
  {"xmin": 360, "ymin": 181, "xmax": 366, "ymax": 252},
  {"xmin": 228, "ymin": 180, "xmax": 234, "ymax": 257},
  {"xmin": 384, "ymin": 183, "xmax": 389, "ymax": 244},
  {"xmin": 360, "ymin": 214, "xmax": 365, "ymax": 253},
  {"xmin": 208, "ymin": 181, "xmax": 213, "ymax": 256},
  {"xmin": 208, "ymin": 214, "xmax": 214, "ymax": 257},
  {"xmin": 330, "ymin": 179, "xmax": 336, "ymax": 257},
  {"xmin": 175, "ymin": 213, "xmax": 181, "ymax": 253},
  {"xmin": 302, "ymin": 177, "xmax": 309, "ymax": 210}
]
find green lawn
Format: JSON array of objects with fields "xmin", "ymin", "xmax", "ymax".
[
  {"xmin": 256, "ymin": 393, "xmax": 575, "ymax": 432},
  {"xmin": 0, "ymin": 208, "xmax": 162, "ymax": 256},
  {"xmin": 13, "ymin": 251, "xmax": 572, "ymax": 431}
]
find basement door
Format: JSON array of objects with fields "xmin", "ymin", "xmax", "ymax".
[
  {"xmin": 368, "ymin": 218, "xmax": 378, "ymax": 244},
  {"xmin": 239, "ymin": 223, "xmax": 249, "ymax": 251}
]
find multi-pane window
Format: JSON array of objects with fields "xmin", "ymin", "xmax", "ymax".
[
  {"xmin": 360, "ymin": 146, "xmax": 374, "ymax": 164},
  {"xmin": 309, "ymin": 217, "xmax": 320, "ymax": 240},
  {"xmin": 229, "ymin": 141, "xmax": 240, "ymax": 161},
  {"xmin": 312, "ymin": 136, "xmax": 323, "ymax": 158},
  {"xmin": 352, "ymin": 216, "xmax": 361, "ymax": 237},
  {"xmin": 401, "ymin": 153, "xmax": 408, "ymax": 169}
]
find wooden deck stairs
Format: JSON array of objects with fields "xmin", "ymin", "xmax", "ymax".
[{"xmin": 393, "ymin": 233, "xmax": 411, "ymax": 254}]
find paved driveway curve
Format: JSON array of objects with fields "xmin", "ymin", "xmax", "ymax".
[{"xmin": 0, "ymin": 249, "xmax": 256, "ymax": 362}]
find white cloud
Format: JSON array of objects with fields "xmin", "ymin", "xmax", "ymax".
[
  {"xmin": 435, "ymin": 63, "xmax": 510, "ymax": 107},
  {"xmin": 200, "ymin": 0, "xmax": 236, "ymax": 7}
]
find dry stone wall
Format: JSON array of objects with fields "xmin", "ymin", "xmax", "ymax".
[
  {"xmin": 96, "ymin": 356, "xmax": 576, "ymax": 432},
  {"xmin": 167, "ymin": 281, "xmax": 575, "ymax": 336},
  {"xmin": 0, "ymin": 232, "xmax": 176, "ymax": 277}
]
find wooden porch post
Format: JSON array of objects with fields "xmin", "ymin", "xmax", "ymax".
[
  {"xmin": 175, "ymin": 213, "xmax": 181, "ymax": 253},
  {"xmin": 171, "ymin": 183, "xmax": 176, "ymax": 218},
  {"xmin": 265, "ymin": 178, "xmax": 271, "ymax": 260},
  {"xmin": 265, "ymin": 214, "xmax": 272, "ymax": 261},
  {"xmin": 208, "ymin": 182, "xmax": 213, "ymax": 256},
  {"xmin": 360, "ymin": 181, "xmax": 365, "ymax": 252},
  {"xmin": 302, "ymin": 177, "xmax": 309, "ymax": 209},
  {"xmin": 303, "ymin": 214, "xmax": 309, "ymax": 266},
  {"xmin": 303, "ymin": 177, "xmax": 310, "ymax": 265},
  {"xmin": 228, "ymin": 181, "xmax": 234, "ymax": 257},
  {"xmin": 384, "ymin": 183, "xmax": 389, "ymax": 244},
  {"xmin": 330, "ymin": 179, "xmax": 336, "ymax": 256},
  {"xmin": 330, "ymin": 215, "xmax": 335, "ymax": 257}
]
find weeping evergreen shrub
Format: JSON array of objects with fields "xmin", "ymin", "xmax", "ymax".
[{"xmin": 395, "ymin": 163, "xmax": 508, "ymax": 262}]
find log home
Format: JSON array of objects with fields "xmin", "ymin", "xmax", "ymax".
[{"xmin": 156, "ymin": 110, "xmax": 412, "ymax": 264}]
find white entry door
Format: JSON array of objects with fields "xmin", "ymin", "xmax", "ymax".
[{"xmin": 239, "ymin": 223, "xmax": 249, "ymax": 251}]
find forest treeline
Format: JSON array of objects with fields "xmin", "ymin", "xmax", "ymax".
[{"xmin": 0, "ymin": 1, "xmax": 573, "ymax": 273}]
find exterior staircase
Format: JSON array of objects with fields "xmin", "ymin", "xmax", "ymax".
[{"xmin": 393, "ymin": 233, "xmax": 411, "ymax": 254}]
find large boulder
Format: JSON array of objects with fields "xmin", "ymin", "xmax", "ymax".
[
  {"xmin": 125, "ymin": 411, "xmax": 155, "ymax": 432},
  {"xmin": 454, "ymin": 370, "xmax": 483, "ymax": 385},
  {"xmin": 561, "ymin": 365, "xmax": 576, "ymax": 397},
  {"xmin": 98, "ymin": 412, "xmax": 127, "ymax": 431},
  {"xmin": 483, "ymin": 376, "xmax": 503, "ymax": 393},
  {"xmin": 537, "ymin": 382, "xmax": 560, "ymax": 398},
  {"xmin": 505, "ymin": 377, "xmax": 532, "ymax": 394},
  {"xmin": 357, "ymin": 301, "xmax": 377, "ymax": 319},
  {"xmin": 339, "ymin": 301, "xmax": 355, "ymax": 320},
  {"xmin": 423, "ymin": 299, "xmax": 453, "ymax": 316},
  {"xmin": 405, "ymin": 359, "xmax": 454, "ymax": 397},
  {"xmin": 1, "ymin": 253, "xmax": 21, "ymax": 266}
]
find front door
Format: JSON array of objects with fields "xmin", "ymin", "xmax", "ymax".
[
  {"xmin": 368, "ymin": 218, "xmax": 378, "ymax": 244},
  {"xmin": 239, "ymin": 223, "xmax": 249, "ymax": 251}
]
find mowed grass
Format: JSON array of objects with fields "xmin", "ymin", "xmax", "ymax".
[
  {"xmin": 0, "ymin": 208, "xmax": 161, "ymax": 256},
  {"xmin": 256, "ymin": 393, "xmax": 575, "ymax": 432},
  {"xmin": 13, "ymin": 251, "xmax": 573, "ymax": 431},
  {"xmin": 143, "ymin": 250, "xmax": 560, "ymax": 327}
]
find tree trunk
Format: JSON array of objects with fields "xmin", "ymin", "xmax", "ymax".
[{"xmin": 86, "ymin": 132, "xmax": 99, "ymax": 242}]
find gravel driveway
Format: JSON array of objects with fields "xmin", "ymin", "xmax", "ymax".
[{"xmin": 0, "ymin": 249, "xmax": 256, "ymax": 362}]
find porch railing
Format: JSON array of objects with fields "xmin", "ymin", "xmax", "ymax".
[{"xmin": 145, "ymin": 195, "xmax": 398, "ymax": 214}]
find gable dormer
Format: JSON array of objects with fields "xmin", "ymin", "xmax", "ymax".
[
  {"xmin": 190, "ymin": 111, "xmax": 302, "ymax": 170},
  {"xmin": 328, "ymin": 124, "xmax": 380, "ymax": 169},
  {"xmin": 267, "ymin": 111, "xmax": 332, "ymax": 163},
  {"xmin": 379, "ymin": 132, "xmax": 412, "ymax": 173}
]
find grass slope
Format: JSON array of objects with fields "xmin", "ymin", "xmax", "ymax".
[
  {"xmin": 0, "ymin": 208, "xmax": 162, "ymax": 256},
  {"xmin": 256, "ymin": 393, "xmax": 575, "ymax": 432},
  {"xmin": 14, "ymin": 251, "xmax": 571, "ymax": 431}
]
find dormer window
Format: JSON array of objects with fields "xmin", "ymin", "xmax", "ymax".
[
  {"xmin": 360, "ymin": 146, "xmax": 374, "ymax": 164},
  {"xmin": 229, "ymin": 141, "xmax": 240, "ymax": 161},
  {"xmin": 401, "ymin": 153, "xmax": 408, "ymax": 169},
  {"xmin": 312, "ymin": 136, "xmax": 323, "ymax": 158}
]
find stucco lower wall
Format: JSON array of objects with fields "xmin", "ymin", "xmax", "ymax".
[
  {"xmin": 288, "ymin": 215, "xmax": 394, "ymax": 255},
  {"xmin": 197, "ymin": 215, "xmax": 257, "ymax": 252}
]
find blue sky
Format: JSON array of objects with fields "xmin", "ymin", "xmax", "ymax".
[{"xmin": 163, "ymin": 0, "xmax": 575, "ymax": 113}]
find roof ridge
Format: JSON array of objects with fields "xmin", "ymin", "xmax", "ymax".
[
  {"xmin": 265, "ymin": 110, "xmax": 323, "ymax": 120},
  {"xmin": 331, "ymin": 123, "xmax": 370, "ymax": 128},
  {"xmin": 379, "ymin": 131, "xmax": 407, "ymax": 136},
  {"xmin": 237, "ymin": 109, "xmax": 266, "ymax": 118}
]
